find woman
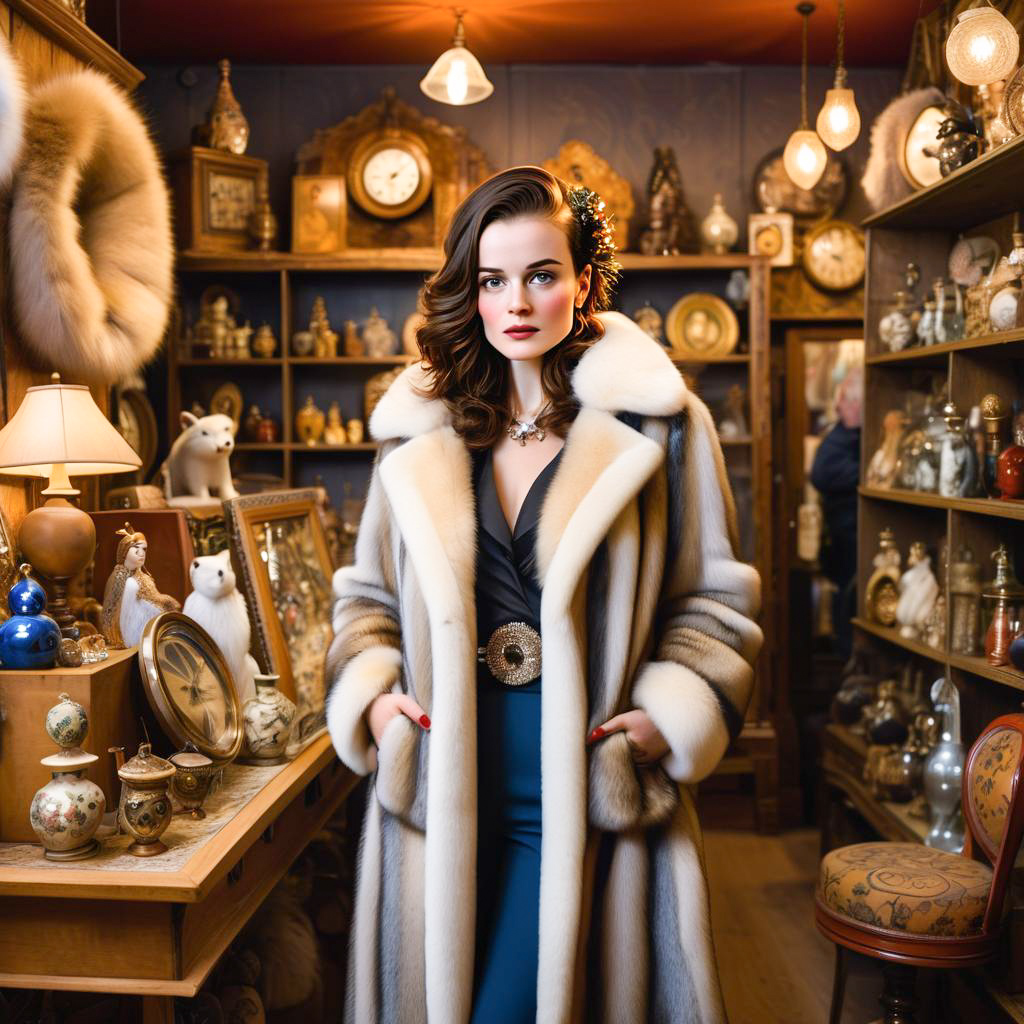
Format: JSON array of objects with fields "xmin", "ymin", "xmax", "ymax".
[{"xmin": 325, "ymin": 166, "xmax": 762, "ymax": 1024}]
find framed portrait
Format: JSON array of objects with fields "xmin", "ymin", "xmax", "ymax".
[
  {"xmin": 171, "ymin": 146, "xmax": 268, "ymax": 253},
  {"xmin": 223, "ymin": 489, "xmax": 333, "ymax": 752},
  {"xmin": 665, "ymin": 292, "xmax": 740, "ymax": 360},
  {"xmin": 291, "ymin": 175, "xmax": 346, "ymax": 254}
]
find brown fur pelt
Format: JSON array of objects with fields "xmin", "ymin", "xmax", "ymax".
[
  {"xmin": 9, "ymin": 69, "xmax": 173, "ymax": 385},
  {"xmin": 861, "ymin": 86, "xmax": 946, "ymax": 212},
  {"xmin": 0, "ymin": 32, "xmax": 24, "ymax": 185}
]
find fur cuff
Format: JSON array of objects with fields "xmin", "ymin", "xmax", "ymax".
[
  {"xmin": 632, "ymin": 660, "xmax": 730, "ymax": 783},
  {"xmin": 326, "ymin": 646, "xmax": 402, "ymax": 775},
  {"xmin": 0, "ymin": 32, "xmax": 24, "ymax": 186}
]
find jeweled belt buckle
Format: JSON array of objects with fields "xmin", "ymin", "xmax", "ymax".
[{"xmin": 476, "ymin": 621, "xmax": 541, "ymax": 687}]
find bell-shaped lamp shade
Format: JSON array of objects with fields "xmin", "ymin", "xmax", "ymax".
[
  {"xmin": 946, "ymin": 7, "xmax": 1020, "ymax": 87},
  {"xmin": 816, "ymin": 77, "xmax": 861, "ymax": 151},
  {"xmin": 420, "ymin": 42, "xmax": 493, "ymax": 106},
  {"xmin": 0, "ymin": 373, "xmax": 141, "ymax": 494},
  {"xmin": 783, "ymin": 129, "xmax": 828, "ymax": 191}
]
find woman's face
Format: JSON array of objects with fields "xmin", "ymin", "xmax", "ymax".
[
  {"xmin": 476, "ymin": 215, "xmax": 592, "ymax": 362},
  {"xmin": 125, "ymin": 541, "xmax": 147, "ymax": 571}
]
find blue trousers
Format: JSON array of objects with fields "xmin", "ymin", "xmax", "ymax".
[{"xmin": 471, "ymin": 675, "xmax": 542, "ymax": 1024}]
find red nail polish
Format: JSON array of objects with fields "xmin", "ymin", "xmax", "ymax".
[
  {"xmin": 588, "ymin": 726, "xmax": 605, "ymax": 743},
  {"xmin": 419, "ymin": 714, "xmax": 431, "ymax": 729}
]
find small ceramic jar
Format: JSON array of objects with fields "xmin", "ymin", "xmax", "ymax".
[
  {"xmin": 240, "ymin": 674, "xmax": 296, "ymax": 765},
  {"xmin": 30, "ymin": 754, "xmax": 105, "ymax": 860},
  {"xmin": 170, "ymin": 744, "xmax": 216, "ymax": 819},
  {"xmin": 0, "ymin": 564, "xmax": 60, "ymax": 669},
  {"xmin": 45, "ymin": 692, "xmax": 89, "ymax": 750},
  {"xmin": 252, "ymin": 324, "xmax": 277, "ymax": 358},
  {"xmin": 117, "ymin": 742, "xmax": 176, "ymax": 857}
]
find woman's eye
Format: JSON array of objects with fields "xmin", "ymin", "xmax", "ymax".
[
  {"xmin": 481, "ymin": 277, "xmax": 503, "ymax": 289},
  {"xmin": 531, "ymin": 271, "xmax": 554, "ymax": 284}
]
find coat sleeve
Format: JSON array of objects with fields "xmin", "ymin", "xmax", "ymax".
[
  {"xmin": 630, "ymin": 396, "xmax": 763, "ymax": 784},
  {"xmin": 324, "ymin": 444, "xmax": 404, "ymax": 775}
]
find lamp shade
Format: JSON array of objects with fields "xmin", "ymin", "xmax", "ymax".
[
  {"xmin": 420, "ymin": 42, "xmax": 493, "ymax": 105},
  {"xmin": 946, "ymin": 7, "xmax": 1020, "ymax": 87},
  {"xmin": 0, "ymin": 373, "xmax": 141, "ymax": 479},
  {"xmin": 783, "ymin": 129, "xmax": 828, "ymax": 190}
]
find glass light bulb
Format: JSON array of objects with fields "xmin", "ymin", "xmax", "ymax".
[
  {"xmin": 816, "ymin": 85, "xmax": 862, "ymax": 151},
  {"xmin": 946, "ymin": 8, "xmax": 1019, "ymax": 86},
  {"xmin": 783, "ymin": 129, "xmax": 828, "ymax": 191},
  {"xmin": 446, "ymin": 58, "xmax": 469, "ymax": 104}
]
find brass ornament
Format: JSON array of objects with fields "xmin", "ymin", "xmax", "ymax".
[{"xmin": 479, "ymin": 621, "xmax": 542, "ymax": 687}]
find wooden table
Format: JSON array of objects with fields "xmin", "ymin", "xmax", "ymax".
[{"xmin": 0, "ymin": 735, "xmax": 356, "ymax": 1022}]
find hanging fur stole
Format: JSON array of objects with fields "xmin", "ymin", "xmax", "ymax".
[{"xmin": 0, "ymin": 31, "xmax": 24, "ymax": 186}]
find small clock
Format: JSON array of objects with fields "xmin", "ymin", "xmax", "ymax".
[
  {"xmin": 802, "ymin": 220, "xmax": 865, "ymax": 292},
  {"xmin": 748, "ymin": 211, "xmax": 794, "ymax": 267},
  {"xmin": 347, "ymin": 135, "xmax": 433, "ymax": 220}
]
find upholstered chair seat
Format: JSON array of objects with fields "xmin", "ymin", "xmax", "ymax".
[{"xmin": 819, "ymin": 842, "xmax": 992, "ymax": 938}]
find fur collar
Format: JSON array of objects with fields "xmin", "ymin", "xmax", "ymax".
[{"xmin": 369, "ymin": 310, "xmax": 687, "ymax": 441}]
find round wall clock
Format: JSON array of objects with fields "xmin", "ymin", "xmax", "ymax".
[
  {"xmin": 753, "ymin": 222, "xmax": 784, "ymax": 257},
  {"xmin": 802, "ymin": 220, "xmax": 865, "ymax": 292},
  {"xmin": 752, "ymin": 146, "xmax": 848, "ymax": 221},
  {"xmin": 347, "ymin": 134, "xmax": 433, "ymax": 220}
]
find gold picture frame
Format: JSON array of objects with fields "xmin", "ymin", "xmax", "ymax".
[
  {"xmin": 223, "ymin": 489, "xmax": 333, "ymax": 752},
  {"xmin": 138, "ymin": 612, "xmax": 244, "ymax": 765},
  {"xmin": 291, "ymin": 175, "xmax": 346, "ymax": 254},
  {"xmin": 665, "ymin": 293, "xmax": 740, "ymax": 360}
]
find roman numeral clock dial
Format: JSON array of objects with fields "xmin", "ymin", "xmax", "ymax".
[{"xmin": 801, "ymin": 219, "xmax": 865, "ymax": 293}]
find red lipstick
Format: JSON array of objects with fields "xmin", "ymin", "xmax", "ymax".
[{"xmin": 504, "ymin": 325, "xmax": 539, "ymax": 338}]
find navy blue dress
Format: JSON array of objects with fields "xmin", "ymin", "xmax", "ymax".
[{"xmin": 470, "ymin": 445, "xmax": 563, "ymax": 1024}]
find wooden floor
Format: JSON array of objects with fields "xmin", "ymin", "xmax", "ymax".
[{"xmin": 705, "ymin": 828, "xmax": 881, "ymax": 1024}]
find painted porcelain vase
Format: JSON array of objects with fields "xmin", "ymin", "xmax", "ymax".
[
  {"xmin": 117, "ymin": 742, "xmax": 176, "ymax": 857},
  {"xmin": 240, "ymin": 673, "xmax": 296, "ymax": 765}
]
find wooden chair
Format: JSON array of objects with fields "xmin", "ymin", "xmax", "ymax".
[{"xmin": 815, "ymin": 713, "xmax": 1024, "ymax": 1024}]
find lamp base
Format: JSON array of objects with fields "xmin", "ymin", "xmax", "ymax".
[{"xmin": 17, "ymin": 499, "xmax": 96, "ymax": 639}]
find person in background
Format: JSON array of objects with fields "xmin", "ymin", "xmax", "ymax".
[{"xmin": 810, "ymin": 368, "xmax": 862, "ymax": 657}]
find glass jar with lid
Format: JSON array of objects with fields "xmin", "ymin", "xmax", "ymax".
[{"xmin": 983, "ymin": 545, "xmax": 1024, "ymax": 666}]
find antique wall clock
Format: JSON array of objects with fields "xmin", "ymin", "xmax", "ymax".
[
  {"xmin": 347, "ymin": 134, "xmax": 434, "ymax": 220},
  {"xmin": 801, "ymin": 220, "xmax": 865, "ymax": 292}
]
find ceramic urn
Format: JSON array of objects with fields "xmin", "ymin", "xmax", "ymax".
[{"xmin": 117, "ymin": 742, "xmax": 176, "ymax": 856}]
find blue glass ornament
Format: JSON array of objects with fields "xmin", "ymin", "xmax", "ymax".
[{"xmin": 0, "ymin": 564, "xmax": 61, "ymax": 669}]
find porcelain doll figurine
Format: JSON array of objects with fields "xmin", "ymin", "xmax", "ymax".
[
  {"xmin": 325, "ymin": 166, "xmax": 762, "ymax": 1024},
  {"xmin": 866, "ymin": 409, "xmax": 905, "ymax": 489},
  {"xmin": 100, "ymin": 524, "xmax": 180, "ymax": 648},
  {"xmin": 896, "ymin": 541, "xmax": 941, "ymax": 640}
]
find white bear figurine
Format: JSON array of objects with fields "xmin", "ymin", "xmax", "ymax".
[
  {"xmin": 182, "ymin": 549, "xmax": 259, "ymax": 704},
  {"xmin": 162, "ymin": 411, "xmax": 239, "ymax": 506}
]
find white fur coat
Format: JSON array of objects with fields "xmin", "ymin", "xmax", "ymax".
[{"xmin": 325, "ymin": 311, "xmax": 763, "ymax": 1023}]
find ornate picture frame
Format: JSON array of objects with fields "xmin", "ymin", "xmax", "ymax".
[
  {"xmin": 223, "ymin": 489, "xmax": 333, "ymax": 751},
  {"xmin": 291, "ymin": 175, "xmax": 346, "ymax": 254}
]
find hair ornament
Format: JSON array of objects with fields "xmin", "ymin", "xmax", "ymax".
[{"xmin": 567, "ymin": 184, "xmax": 621, "ymax": 289}]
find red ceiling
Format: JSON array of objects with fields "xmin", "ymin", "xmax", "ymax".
[{"xmin": 95, "ymin": 1, "xmax": 940, "ymax": 67}]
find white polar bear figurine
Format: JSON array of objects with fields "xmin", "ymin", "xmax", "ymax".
[
  {"xmin": 182, "ymin": 549, "xmax": 259, "ymax": 704},
  {"xmin": 162, "ymin": 411, "xmax": 239, "ymax": 506}
]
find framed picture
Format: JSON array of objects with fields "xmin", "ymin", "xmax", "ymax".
[
  {"xmin": 291, "ymin": 175, "xmax": 346, "ymax": 254},
  {"xmin": 171, "ymin": 146, "xmax": 268, "ymax": 253},
  {"xmin": 665, "ymin": 292, "xmax": 740, "ymax": 360},
  {"xmin": 223, "ymin": 489, "xmax": 333, "ymax": 751},
  {"xmin": 748, "ymin": 211, "xmax": 794, "ymax": 268}
]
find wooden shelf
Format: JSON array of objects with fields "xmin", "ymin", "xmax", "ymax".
[
  {"xmin": 720, "ymin": 435, "xmax": 753, "ymax": 445},
  {"xmin": 867, "ymin": 328, "xmax": 1024, "ymax": 365},
  {"xmin": 177, "ymin": 357, "xmax": 284, "ymax": 367},
  {"xmin": 234, "ymin": 443, "xmax": 287, "ymax": 451},
  {"xmin": 177, "ymin": 249, "xmax": 768, "ymax": 274},
  {"xmin": 672, "ymin": 353, "xmax": 750, "ymax": 365},
  {"xmin": 289, "ymin": 442, "xmax": 379, "ymax": 452},
  {"xmin": 852, "ymin": 617, "xmax": 946, "ymax": 666},
  {"xmin": 290, "ymin": 355, "xmax": 414, "ymax": 366},
  {"xmin": 863, "ymin": 133, "xmax": 1024, "ymax": 231},
  {"xmin": 859, "ymin": 486, "xmax": 1024, "ymax": 522}
]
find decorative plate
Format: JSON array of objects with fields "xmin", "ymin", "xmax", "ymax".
[
  {"xmin": 139, "ymin": 612, "xmax": 243, "ymax": 765},
  {"xmin": 665, "ymin": 293, "xmax": 740, "ymax": 360},
  {"xmin": 752, "ymin": 146, "xmax": 848, "ymax": 221}
]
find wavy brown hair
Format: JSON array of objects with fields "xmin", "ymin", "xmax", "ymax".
[{"xmin": 415, "ymin": 165, "xmax": 617, "ymax": 450}]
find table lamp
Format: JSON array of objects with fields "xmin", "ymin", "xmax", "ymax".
[{"xmin": 0, "ymin": 372, "xmax": 142, "ymax": 636}]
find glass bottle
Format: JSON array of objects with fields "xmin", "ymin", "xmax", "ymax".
[
  {"xmin": 997, "ymin": 405, "xmax": 1024, "ymax": 501},
  {"xmin": 949, "ymin": 546, "xmax": 982, "ymax": 655},
  {"xmin": 924, "ymin": 676, "xmax": 965, "ymax": 853},
  {"xmin": 983, "ymin": 544, "xmax": 1024, "ymax": 666},
  {"xmin": 916, "ymin": 293, "xmax": 937, "ymax": 346},
  {"xmin": 878, "ymin": 262, "xmax": 920, "ymax": 353},
  {"xmin": 981, "ymin": 393, "xmax": 1008, "ymax": 496},
  {"xmin": 938, "ymin": 400, "xmax": 979, "ymax": 497}
]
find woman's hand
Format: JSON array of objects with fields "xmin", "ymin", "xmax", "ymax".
[
  {"xmin": 366, "ymin": 693, "xmax": 430, "ymax": 747},
  {"xmin": 587, "ymin": 709, "xmax": 669, "ymax": 766}
]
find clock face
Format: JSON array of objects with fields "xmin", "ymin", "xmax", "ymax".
[
  {"xmin": 803, "ymin": 222, "xmax": 865, "ymax": 292},
  {"xmin": 754, "ymin": 224, "xmax": 783, "ymax": 257},
  {"xmin": 362, "ymin": 147, "xmax": 422, "ymax": 208}
]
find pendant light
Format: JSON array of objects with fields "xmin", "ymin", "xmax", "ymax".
[
  {"xmin": 783, "ymin": 2, "xmax": 828, "ymax": 191},
  {"xmin": 816, "ymin": 0, "xmax": 861, "ymax": 151},
  {"xmin": 420, "ymin": 9, "xmax": 494, "ymax": 106},
  {"xmin": 946, "ymin": 3, "xmax": 1019, "ymax": 87}
]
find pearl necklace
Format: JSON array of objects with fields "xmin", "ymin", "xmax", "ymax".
[{"xmin": 508, "ymin": 401, "xmax": 550, "ymax": 446}]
